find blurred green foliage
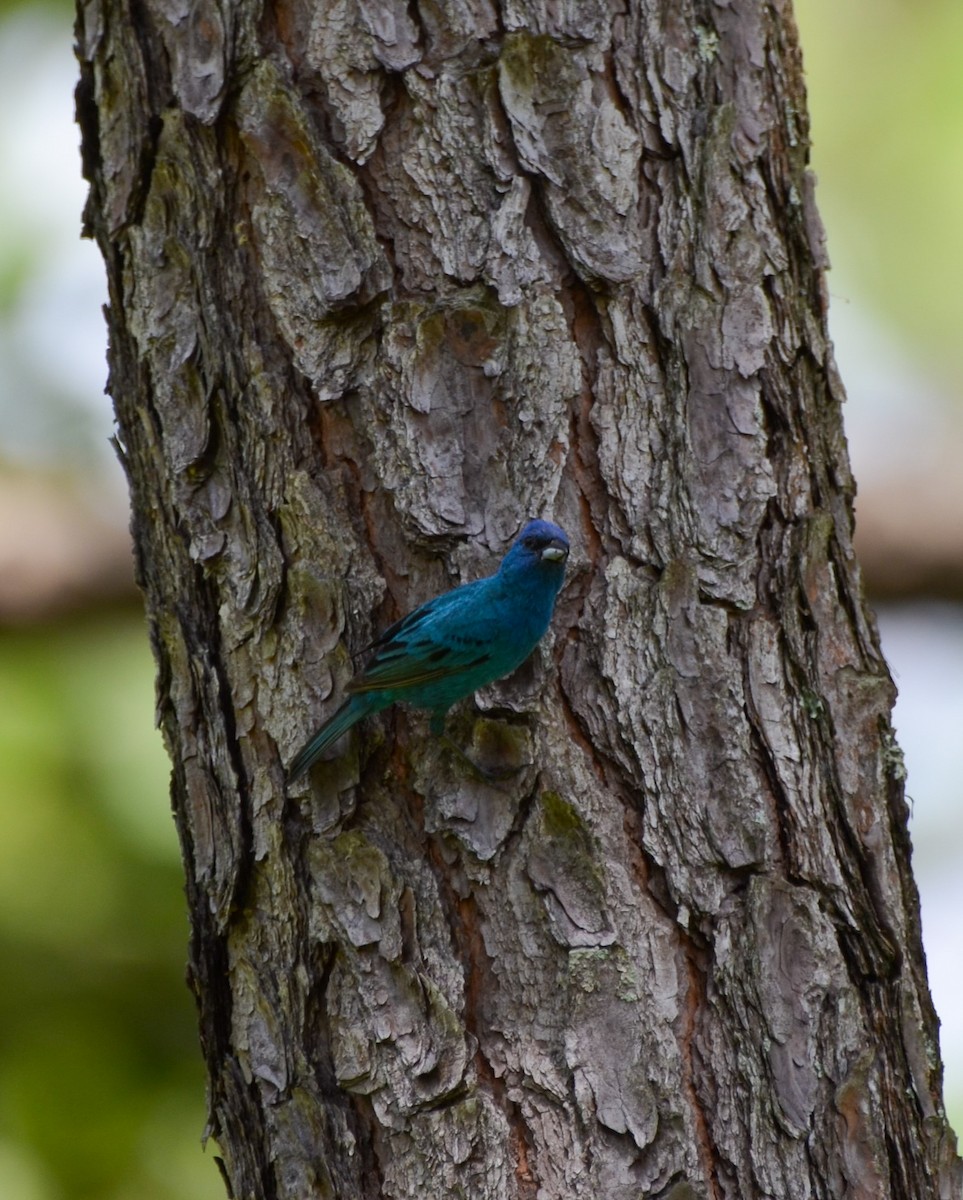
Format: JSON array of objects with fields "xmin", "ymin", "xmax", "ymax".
[
  {"xmin": 0, "ymin": 0, "xmax": 70, "ymax": 19},
  {"xmin": 0, "ymin": 610, "xmax": 221, "ymax": 1200},
  {"xmin": 796, "ymin": 0, "xmax": 963, "ymax": 390}
]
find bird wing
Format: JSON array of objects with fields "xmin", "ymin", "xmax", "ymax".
[{"xmin": 346, "ymin": 584, "xmax": 495, "ymax": 695}]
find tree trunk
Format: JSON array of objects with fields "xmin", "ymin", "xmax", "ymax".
[{"xmin": 76, "ymin": 2, "xmax": 961, "ymax": 1198}]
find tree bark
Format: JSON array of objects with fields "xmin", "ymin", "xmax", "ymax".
[{"xmin": 76, "ymin": 2, "xmax": 961, "ymax": 1198}]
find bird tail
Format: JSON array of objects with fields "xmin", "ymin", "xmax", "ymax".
[{"xmin": 287, "ymin": 695, "xmax": 372, "ymax": 782}]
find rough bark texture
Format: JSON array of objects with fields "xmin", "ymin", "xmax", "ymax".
[{"xmin": 76, "ymin": 2, "xmax": 961, "ymax": 1198}]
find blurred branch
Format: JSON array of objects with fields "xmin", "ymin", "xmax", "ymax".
[
  {"xmin": 856, "ymin": 469, "xmax": 963, "ymax": 601},
  {"xmin": 849, "ymin": 398, "xmax": 963, "ymax": 601},
  {"xmin": 3, "ymin": 451, "xmax": 962, "ymax": 622},
  {"xmin": 0, "ymin": 466, "xmax": 135, "ymax": 621}
]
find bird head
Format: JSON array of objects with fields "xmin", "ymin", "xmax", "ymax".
[{"xmin": 500, "ymin": 519, "xmax": 570, "ymax": 581}]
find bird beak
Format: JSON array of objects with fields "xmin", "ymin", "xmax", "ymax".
[{"xmin": 541, "ymin": 542, "xmax": 568, "ymax": 562}]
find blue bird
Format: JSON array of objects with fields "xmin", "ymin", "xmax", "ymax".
[{"xmin": 287, "ymin": 519, "xmax": 570, "ymax": 781}]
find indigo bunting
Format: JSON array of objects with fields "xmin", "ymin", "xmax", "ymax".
[{"xmin": 287, "ymin": 519, "xmax": 570, "ymax": 781}]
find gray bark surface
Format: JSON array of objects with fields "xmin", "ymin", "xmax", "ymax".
[{"xmin": 76, "ymin": 1, "xmax": 961, "ymax": 1197}]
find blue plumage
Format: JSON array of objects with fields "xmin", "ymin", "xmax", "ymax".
[{"xmin": 287, "ymin": 519, "xmax": 570, "ymax": 781}]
